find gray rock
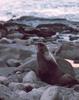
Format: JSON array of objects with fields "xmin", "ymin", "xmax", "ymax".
[
  {"xmin": 0, "ymin": 76, "xmax": 9, "ymax": 86},
  {"xmin": 40, "ymin": 86, "xmax": 62, "ymax": 100},
  {"xmin": 23, "ymin": 71, "xmax": 38, "ymax": 83},
  {"xmin": 9, "ymin": 82, "xmax": 24, "ymax": 91},
  {"xmin": 40, "ymin": 86, "xmax": 79, "ymax": 100},
  {"xmin": 7, "ymin": 32, "xmax": 24, "ymax": 39},
  {"xmin": 8, "ymin": 72, "xmax": 22, "ymax": 82},
  {"xmin": 72, "ymin": 85, "xmax": 79, "ymax": 92},
  {"xmin": 9, "ymin": 82, "xmax": 36, "ymax": 92},
  {"xmin": 26, "ymin": 88, "xmax": 44, "ymax": 100},
  {"xmin": 12, "ymin": 39, "xmax": 26, "ymax": 45},
  {"xmin": 0, "ymin": 48, "xmax": 21, "ymax": 62},
  {"xmin": 15, "ymin": 86, "xmax": 47, "ymax": 100},
  {"xmin": 0, "ymin": 38, "xmax": 12, "ymax": 44},
  {"xmin": 0, "ymin": 67, "xmax": 15, "ymax": 76},
  {"xmin": 14, "ymin": 56, "xmax": 37, "ymax": 72},
  {"xmin": 0, "ymin": 84, "xmax": 21, "ymax": 100},
  {"xmin": 56, "ymin": 43, "xmax": 79, "ymax": 60},
  {"xmin": 6, "ymin": 59, "xmax": 20, "ymax": 67},
  {"xmin": 0, "ymin": 60, "xmax": 8, "ymax": 68},
  {"xmin": 14, "ymin": 90, "xmax": 27, "ymax": 100},
  {"xmin": 0, "ymin": 45, "xmax": 32, "ymax": 63},
  {"xmin": 0, "ymin": 29, "xmax": 7, "ymax": 38}
]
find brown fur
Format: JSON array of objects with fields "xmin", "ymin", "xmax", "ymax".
[{"xmin": 36, "ymin": 42, "xmax": 79, "ymax": 87}]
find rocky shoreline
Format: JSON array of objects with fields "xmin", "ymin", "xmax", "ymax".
[{"xmin": 0, "ymin": 17, "xmax": 79, "ymax": 100}]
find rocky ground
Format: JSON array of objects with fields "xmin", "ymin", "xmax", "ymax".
[{"xmin": 0, "ymin": 16, "xmax": 79, "ymax": 100}]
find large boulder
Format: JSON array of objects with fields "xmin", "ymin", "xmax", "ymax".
[
  {"xmin": 56, "ymin": 43, "xmax": 79, "ymax": 60},
  {"xmin": 0, "ymin": 60, "xmax": 8, "ymax": 68},
  {"xmin": 0, "ymin": 24, "xmax": 8, "ymax": 38},
  {"xmin": 15, "ymin": 86, "xmax": 48, "ymax": 100},
  {"xmin": 40, "ymin": 86, "xmax": 79, "ymax": 100},
  {"xmin": 36, "ymin": 23, "xmax": 78, "ymax": 33},
  {"xmin": 14, "ymin": 90, "xmax": 27, "ymax": 100},
  {"xmin": 0, "ymin": 38, "xmax": 12, "ymax": 44},
  {"xmin": 35, "ymin": 28, "xmax": 56, "ymax": 37},
  {"xmin": 23, "ymin": 71, "xmax": 38, "ymax": 83},
  {"xmin": 9, "ymin": 82, "xmax": 40, "ymax": 92},
  {"xmin": 7, "ymin": 32, "xmax": 24, "ymax": 39},
  {"xmin": 0, "ymin": 84, "xmax": 21, "ymax": 100},
  {"xmin": 8, "ymin": 72, "xmax": 22, "ymax": 82},
  {"xmin": 14, "ymin": 56, "xmax": 37, "ymax": 73},
  {"xmin": 4, "ymin": 21, "xmax": 31, "ymax": 33},
  {"xmin": 6, "ymin": 59, "xmax": 21, "ymax": 67},
  {"xmin": 0, "ymin": 67, "xmax": 15, "ymax": 76},
  {"xmin": 0, "ymin": 46, "xmax": 33, "ymax": 63},
  {"xmin": 9, "ymin": 82, "xmax": 24, "ymax": 91},
  {"xmin": 12, "ymin": 39, "xmax": 27, "ymax": 45},
  {"xmin": 0, "ymin": 76, "xmax": 9, "ymax": 86}
]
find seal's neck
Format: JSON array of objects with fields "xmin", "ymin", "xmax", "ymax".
[{"xmin": 45, "ymin": 52, "xmax": 57, "ymax": 63}]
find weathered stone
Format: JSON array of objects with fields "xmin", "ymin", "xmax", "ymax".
[
  {"xmin": 9, "ymin": 82, "xmax": 36, "ymax": 93},
  {"xmin": 14, "ymin": 90, "xmax": 27, "ymax": 100},
  {"xmin": 0, "ymin": 24, "xmax": 8, "ymax": 38},
  {"xmin": 14, "ymin": 56, "xmax": 37, "ymax": 73},
  {"xmin": 35, "ymin": 28, "xmax": 56, "ymax": 37},
  {"xmin": 15, "ymin": 86, "xmax": 47, "ymax": 100},
  {"xmin": 0, "ymin": 38, "xmax": 12, "ymax": 44},
  {"xmin": 0, "ymin": 67, "xmax": 15, "ymax": 76},
  {"xmin": 56, "ymin": 43, "xmax": 79, "ymax": 60},
  {"xmin": 23, "ymin": 71, "xmax": 38, "ymax": 83},
  {"xmin": 0, "ymin": 46, "xmax": 33, "ymax": 63},
  {"xmin": 37, "ymin": 23, "xmax": 78, "ymax": 33},
  {"xmin": 0, "ymin": 60, "xmax": 8, "ymax": 68},
  {"xmin": 40, "ymin": 86, "xmax": 79, "ymax": 100},
  {"xmin": 0, "ymin": 76, "xmax": 9, "ymax": 86},
  {"xmin": 72, "ymin": 85, "xmax": 79, "ymax": 92},
  {"xmin": 4, "ymin": 22, "xmax": 19, "ymax": 32},
  {"xmin": 9, "ymin": 82, "xmax": 24, "ymax": 91},
  {"xmin": 0, "ymin": 84, "xmax": 21, "ymax": 100},
  {"xmin": 69, "ymin": 35, "xmax": 79, "ymax": 41},
  {"xmin": 7, "ymin": 32, "xmax": 24, "ymax": 39},
  {"xmin": 6, "ymin": 59, "xmax": 20, "ymax": 67},
  {"xmin": 26, "ymin": 87, "xmax": 47, "ymax": 100},
  {"xmin": 12, "ymin": 39, "xmax": 26, "ymax": 45},
  {"xmin": 8, "ymin": 72, "xmax": 22, "ymax": 83}
]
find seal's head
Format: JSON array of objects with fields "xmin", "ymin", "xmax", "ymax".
[{"xmin": 37, "ymin": 42, "xmax": 48, "ymax": 53}]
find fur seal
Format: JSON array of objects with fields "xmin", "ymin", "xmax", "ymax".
[{"xmin": 36, "ymin": 42, "xmax": 79, "ymax": 87}]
